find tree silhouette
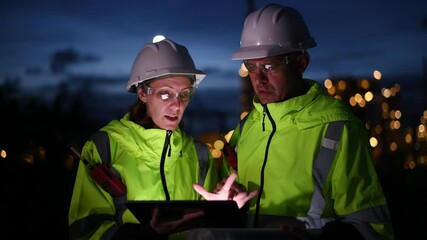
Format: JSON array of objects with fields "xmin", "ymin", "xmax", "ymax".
[{"xmin": 0, "ymin": 78, "xmax": 100, "ymax": 238}]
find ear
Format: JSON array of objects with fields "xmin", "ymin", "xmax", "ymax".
[
  {"xmin": 137, "ymin": 87, "xmax": 147, "ymax": 103},
  {"xmin": 296, "ymin": 53, "xmax": 310, "ymax": 74}
]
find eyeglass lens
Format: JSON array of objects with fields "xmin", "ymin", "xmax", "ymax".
[
  {"xmin": 244, "ymin": 61, "xmax": 280, "ymax": 73},
  {"xmin": 146, "ymin": 86, "xmax": 193, "ymax": 102}
]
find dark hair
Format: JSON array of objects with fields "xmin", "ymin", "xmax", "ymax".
[{"xmin": 129, "ymin": 99, "xmax": 155, "ymax": 129}]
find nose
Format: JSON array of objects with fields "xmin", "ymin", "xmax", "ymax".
[
  {"xmin": 252, "ymin": 69, "xmax": 268, "ymax": 85},
  {"xmin": 169, "ymin": 96, "xmax": 182, "ymax": 110}
]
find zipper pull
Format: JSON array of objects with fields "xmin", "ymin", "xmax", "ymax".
[
  {"xmin": 262, "ymin": 106, "xmax": 267, "ymax": 132},
  {"xmin": 166, "ymin": 130, "xmax": 173, "ymax": 139},
  {"xmin": 166, "ymin": 130, "xmax": 172, "ymax": 157}
]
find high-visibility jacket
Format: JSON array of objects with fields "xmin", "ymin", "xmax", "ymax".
[
  {"xmin": 68, "ymin": 113, "xmax": 230, "ymax": 239},
  {"xmin": 229, "ymin": 79, "xmax": 394, "ymax": 239}
]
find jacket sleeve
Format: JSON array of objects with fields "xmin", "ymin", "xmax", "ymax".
[
  {"xmin": 328, "ymin": 119, "xmax": 395, "ymax": 239},
  {"xmin": 68, "ymin": 140, "xmax": 119, "ymax": 239}
]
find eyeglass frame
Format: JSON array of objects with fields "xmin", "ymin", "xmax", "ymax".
[
  {"xmin": 142, "ymin": 84, "xmax": 195, "ymax": 102},
  {"xmin": 243, "ymin": 52, "xmax": 301, "ymax": 74}
]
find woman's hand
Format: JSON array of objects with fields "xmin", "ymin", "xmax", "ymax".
[{"xmin": 193, "ymin": 172, "xmax": 259, "ymax": 208}]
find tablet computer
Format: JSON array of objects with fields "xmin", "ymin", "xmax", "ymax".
[{"xmin": 126, "ymin": 200, "xmax": 246, "ymax": 232}]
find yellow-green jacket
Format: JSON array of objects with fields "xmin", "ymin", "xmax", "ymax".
[
  {"xmin": 68, "ymin": 113, "xmax": 229, "ymax": 239},
  {"xmin": 229, "ymin": 79, "xmax": 394, "ymax": 239}
]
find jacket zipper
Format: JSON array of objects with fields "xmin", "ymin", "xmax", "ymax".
[
  {"xmin": 160, "ymin": 130, "xmax": 172, "ymax": 201},
  {"xmin": 253, "ymin": 105, "xmax": 277, "ymax": 227}
]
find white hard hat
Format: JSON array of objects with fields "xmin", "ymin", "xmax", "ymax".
[
  {"xmin": 127, "ymin": 39, "xmax": 206, "ymax": 93},
  {"xmin": 232, "ymin": 4, "xmax": 316, "ymax": 60}
]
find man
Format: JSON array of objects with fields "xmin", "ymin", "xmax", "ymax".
[{"xmin": 228, "ymin": 4, "xmax": 394, "ymax": 239}]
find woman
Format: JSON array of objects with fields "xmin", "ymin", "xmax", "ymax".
[{"xmin": 68, "ymin": 39, "xmax": 250, "ymax": 240}]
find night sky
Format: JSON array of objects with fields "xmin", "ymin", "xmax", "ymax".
[
  {"xmin": 1, "ymin": 0, "xmax": 426, "ymax": 130},
  {"xmin": 1, "ymin": 0, "xmax": 426, "ymax": 91}
]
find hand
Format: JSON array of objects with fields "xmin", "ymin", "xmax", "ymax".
[
  {"xmin": 193, "ymin": 172, "xmax": 259, "ymax": 209},
  {"xmin": 214, "ymin": 175, "xmax": 247, "ymax": 199},
  {"xmin": 150, "ymin": 206, "xmax": 204, "ymax": 235}
]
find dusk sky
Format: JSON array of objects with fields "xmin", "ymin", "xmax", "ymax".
[{"xmin": 1, "ymin": 0, "xmax": 426, "ymax": 96}]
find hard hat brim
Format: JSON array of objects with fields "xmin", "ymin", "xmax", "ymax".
[
  {"xmin": 127, "ymin": 68, "xmax": 206, "ymax": 93},
  {"xmin": 232, "ymin": 45, "xmax": 298, "ymax": 60}
]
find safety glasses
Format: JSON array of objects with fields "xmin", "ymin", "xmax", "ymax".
[
  {"xmin": 144, "ymin": 85, "xmax": 194, "ymax": 102},
  {"xmin": 243, "ymin": 53, "xmax": 300, "ymax": 74}
]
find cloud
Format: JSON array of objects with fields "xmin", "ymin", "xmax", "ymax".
[{"xmin": 50, "ymin": 48, "xmax": 100, "ymax": 74}]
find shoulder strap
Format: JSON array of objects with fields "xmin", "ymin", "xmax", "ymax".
[
  {"xmin": 237, "ymin": 112, "xmax": 249, "ymax": 137},
  {"xmin": 89, "ymin": 131, "xmax": 112, "ymax": 166},
  {"xmin": 307, "ymin": 120, "xmax": 345, "ymax": 228},
  {"xmin": 89, "ymin": 131, "xmax": 127, "ymax": 225},
  {"xmin": 194, "ymin": 140, "xmax": 209, "ymax": 186},
  {"xmin": 225, "ymin": 113, "xmax": 249, "ymax": 169},
  {"xmin": 240, "ymin": 114, "xmax": 248, "ymax": 134}
]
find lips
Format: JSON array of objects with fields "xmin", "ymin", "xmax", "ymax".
[
  {"xmin": 165, "ymin": 115, "xmax": 178, "ymax": 122},
  {"xmin": 257, "ymin": 89, "xmax": 272, "ymax": 97}
]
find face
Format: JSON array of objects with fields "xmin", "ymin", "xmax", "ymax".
[
  {"xmin": 137, "ymin": 76, "xmax": 193, "ymax": 130},
  {"xmin": 245, "ymin": 54, "xmax": 308, "ymax": 104}
]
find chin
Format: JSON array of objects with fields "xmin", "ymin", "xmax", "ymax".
[
  {"xmin": 260, "ymin": 99, "xmax": 270, "ymax": 104},
  {"xmin": 163, "ymin": 124, "xmax": 178, "ymax": 131}
]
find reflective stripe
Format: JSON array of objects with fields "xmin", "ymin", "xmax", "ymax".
[
  {"xmin": 307, "ymin": 121, "xmax": 345, "ymax": 229},
  {"xmin": 322, "ymin": 137, "xmax": 339, "ymax": 150},
  {"xmin": 194, "ymin": 141, "xmax": 209, "ymax": 186},
  {"xmin": 90, "ymin": 131, "xmax": 127, "ymax": 226},
  {"xmin": 90, "ymin": 131, "xmax": 112, "ymax": 167},
  {"xmin": 343, "ymin": 205, "xmax": 391, "ymax": 222},
  {"xmin": 69, "ymin": 214, "xmax": 113, "ymax": 239},
  {"xmin": 340, "ymin": 205, "xmax": 391, "ymax": 240}
]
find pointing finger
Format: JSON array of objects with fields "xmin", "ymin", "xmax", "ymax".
[{"xmin": 220, "ymin": 172, "xmax": 238, "ymax": 193}]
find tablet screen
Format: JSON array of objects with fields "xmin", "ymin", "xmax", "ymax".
[{"xmin": 126, "ymin": 200, "xmax": 246, "ymax": 232}]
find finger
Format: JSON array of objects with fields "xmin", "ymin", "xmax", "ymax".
[
  {"xmin": 214, "ymin": 177, "xmax": 231, "ymax": 193},
  {"xmin": 232, "ymin": 190, "xmax": 259, "ymax": 208},
  {"xmin": 193, "ymin": 184, "xmax": 212, "ymax": 199},
  {"xmin": 220, "ymin": 172, "xmax": 238, "ymax": 193},
  {"xmin": 246, "ymin": 190, "xmax": 259, "ymax": 200}
]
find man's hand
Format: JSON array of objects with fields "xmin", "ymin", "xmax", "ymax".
[
  {"xmin": 193, "ymin": 172, "xmax": 259, "ymax": 208},
  {"xmin": 214, "ymin": 175, "xmax": 247, "ymax": 199}
]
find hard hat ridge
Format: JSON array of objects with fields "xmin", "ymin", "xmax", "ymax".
[{"xmin": 232, "ymin": 4, "xmax": 316, "ymax": 60}]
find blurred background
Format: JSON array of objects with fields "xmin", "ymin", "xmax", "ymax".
[{"xmin": 1, "ymin": 0, "xmax": 426, "ymax": 239}]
